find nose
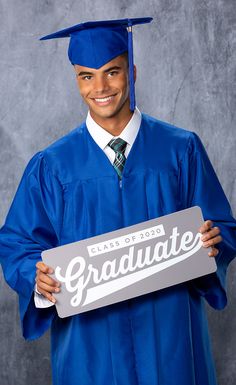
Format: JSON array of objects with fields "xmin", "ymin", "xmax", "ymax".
[{"xmin": 94, "ymin": 75, "xmax": 109, "ymax": 94}]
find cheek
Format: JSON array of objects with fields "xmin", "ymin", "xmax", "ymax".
[
  {"xmin": 77, "ymin": 81, "xmax": 90, "ymax": 98},
  {"xmin": 110, "ymin": 78, "xmax": 128, "ymax": 97}
]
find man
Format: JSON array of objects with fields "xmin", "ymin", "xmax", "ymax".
[{"xmin": 0, "ymin": 18, "xmax": 235, "ymax": 385}]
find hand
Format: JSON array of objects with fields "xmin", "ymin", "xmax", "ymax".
[
  {"xmin": 35, "ymin": 261, "xmax": 61, "ymax": 303},
  {"xmin": 199, "ymin": 220, "xmax": 222, "ymax": 257}
]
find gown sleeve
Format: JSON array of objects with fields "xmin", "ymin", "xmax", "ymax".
[
  {"xmin": 179, "ymin": 132, "xmax": 236, "ymax": 310},
  {"xmin": 0, "ymin": 152, "xmax": 64, "ymax": 340}
]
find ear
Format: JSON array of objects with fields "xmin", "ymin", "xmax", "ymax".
[
  {"xmin": 73, "ymin": 65, "xmax": 80, "ymax": 87},
  {"xmin": 133, "ymin": 64, "xmax": 137, "ymax": 83}
]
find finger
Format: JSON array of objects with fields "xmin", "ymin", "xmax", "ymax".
[
  {"xmin": 36, "ymin": 261, "xmax": 54, "ymax": 274},
  {"xmin": 202, "ymin": 235, "xmax": 222, "ymax": 248},
  {"xmin": 201, "ymin": 227, "xmax": 220, "ymax": 242},
  {"xmin": 38, "ymin": 288, "xmax": 57, "ymax": 303},
  {"xmin": 199, "ymin": 220, "xmax": 213, "ymax": 234},
  {"xmin": 208, "ymin": 247, "xmax": 219, "ymax": 257},
  {"xmin": 36, "ymin": 271, "xmax": 60, "ymax": 287},
  {"xmin": 37, "ymin": 280, "xmax": 61, "ymax": 294}
]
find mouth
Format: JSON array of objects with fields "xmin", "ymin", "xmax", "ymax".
[{"xmin": 91, "ymin": 95, "xmax": 116, "ymax": 106}]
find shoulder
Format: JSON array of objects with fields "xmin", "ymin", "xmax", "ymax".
[
  {"xmin": 37, "ymin": 122, "xmax": 88, "ymax": 177},
  {"xmin": 43, "ymin": 121, "xmax": 87, "ymax": 157},
  {"xmin": 141, "ymin": 113, "xmax": 202, "ymax": 156},
  {"xmin": 141, "ymin": 113, "xmax": 192, "ymax": 140},
  {"xmin": 23, "ymin": 121, "xmax": 88, "ymax": 183}
]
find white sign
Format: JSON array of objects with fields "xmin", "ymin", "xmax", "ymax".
[{"xmin": 42, "ymin": 206, "xmax": 217, "ymax": 318}]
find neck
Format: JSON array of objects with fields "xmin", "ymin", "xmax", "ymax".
[{"xmin": 90, "ymin": 102, "xmax": 134, "ymax": 136}]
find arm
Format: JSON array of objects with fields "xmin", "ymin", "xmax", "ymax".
[
  {"xmin": 180, "ymin": 132, "xmax": 236, "ymax": 309},
  {"xmin": 0, "ymin": 152, "xmax": 64, "ymax": 339}
]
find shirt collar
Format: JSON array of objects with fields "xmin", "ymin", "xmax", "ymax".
[{"xmin": 86, "ymin": 107, "xmax": 142, "ymax": 150}]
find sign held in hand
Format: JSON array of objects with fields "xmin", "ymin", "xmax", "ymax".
[{"xmin": 42, "ymin": 206, "xmax": 217, "ymax": 318}]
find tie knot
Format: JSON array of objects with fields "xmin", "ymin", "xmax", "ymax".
[{"xmin": 108, "ymin": 138, "xmax": 127, "ymax": 154}]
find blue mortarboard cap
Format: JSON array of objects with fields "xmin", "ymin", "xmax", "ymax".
[{"xmin": 40, "ymin": 18, "xmax": 153, "ymax": 111}]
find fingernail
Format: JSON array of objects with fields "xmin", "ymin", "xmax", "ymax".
[
  {"xmin": 55, "ymin": 287, "xmax": 60, "ymax": 293},
  {"xmin": 51, "ymin": 297, "xmax": 56, "ymax": 303},
  {"xmin": 48, "ymin": 268, "xmax": 54, "ymax": 274}
]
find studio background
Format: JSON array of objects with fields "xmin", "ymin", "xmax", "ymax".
[{"xmin": 0, "ymin": 1, "xmax": 235, "ymax": 384}]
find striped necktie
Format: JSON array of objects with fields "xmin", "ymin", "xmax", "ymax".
[{"xmin": 108, "ymin": 138, "xmax": 127, "ymax": 179}]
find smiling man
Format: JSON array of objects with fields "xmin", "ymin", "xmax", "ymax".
[
  {"xmin": 0, "ymin": 18, "xmax": 236, "ymax": 385},
  {"xmin": 75, "ymin": 54, "xmax": 134, "ymax": 134}
]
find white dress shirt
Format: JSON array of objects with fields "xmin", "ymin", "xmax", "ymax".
[
  {"xmin": 34, "ymin": 107, "xmax": 142, "ymax": 308},
  {"xmin": 86, "ymin": 107, "xmax": 141, "ymax": 163}
]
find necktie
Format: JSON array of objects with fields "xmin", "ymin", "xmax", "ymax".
[{"xmin": 108, "ymin": 138, "xmax": 127, "ymax": 179}]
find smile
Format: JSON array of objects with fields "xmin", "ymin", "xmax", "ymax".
[
  {"xmin": 95, "ymin": 96, "xmax": 113, "ymax": 102},
  {"xmin": 92, "ymin": 95, "xmax": 116, "ymax": 105}
]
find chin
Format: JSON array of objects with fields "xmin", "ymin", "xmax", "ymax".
[
  {"xmin": 90, "ymin": 104, "xmax": 120, "ymax": 119},
  {"xmin": 93, "ymin": 110, "xmax": 117, "ymax": 120}
]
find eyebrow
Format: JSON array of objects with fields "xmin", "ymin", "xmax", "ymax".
[
  {"xmin": 77, "ymin": 66, "xmax": 122, "ymax": 77},
  {"xmin": 104, "ymin": 65, "xmax": 122, "ymax": 73},
  {"xmin": 77, "ymin": 71, "xmax": 93, "ymax": 77}
]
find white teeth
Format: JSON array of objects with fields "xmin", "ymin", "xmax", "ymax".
[{"xmin": 94, "ymin": 96, "xmax": 113, "ymax": 102}]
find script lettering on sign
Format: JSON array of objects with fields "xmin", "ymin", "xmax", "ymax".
[
  {"xmin": 55, "ymin": 227, "xmax": 202, "ymax": 308},
  {"xmin": 42, "ymin": 207, "xmax": 217, "ymax": 318}
]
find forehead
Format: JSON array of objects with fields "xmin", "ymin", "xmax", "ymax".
[{"xmin": 74, "ymin": 54, "xmax": 128, "ymax": 73}]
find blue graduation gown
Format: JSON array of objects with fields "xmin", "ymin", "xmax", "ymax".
[{"xmin": 0, "ymin": 113, "xmax": 236, "ymax": 385}]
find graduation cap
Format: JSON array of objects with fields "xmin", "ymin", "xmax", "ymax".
[{"xmin": 40, "ymin": 17, "xmax": 153, "ymax": 111}]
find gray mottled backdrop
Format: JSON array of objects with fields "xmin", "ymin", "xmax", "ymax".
[{"xmin": 0, "ymin": 1, "xmax": 235, "ymax": 384}]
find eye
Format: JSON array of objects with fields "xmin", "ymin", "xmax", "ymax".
[
  {"xmin": 82, "ymin": 75, "xmax": 93, "ymax": 80},
  {"xmin": 108, "ymin": 70, "xmax": 119, "ymax": 77}
]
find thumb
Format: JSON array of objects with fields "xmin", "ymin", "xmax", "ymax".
[{"xmin": 36, "ymin": 261, "xmax": 54, "ymax": 274}]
